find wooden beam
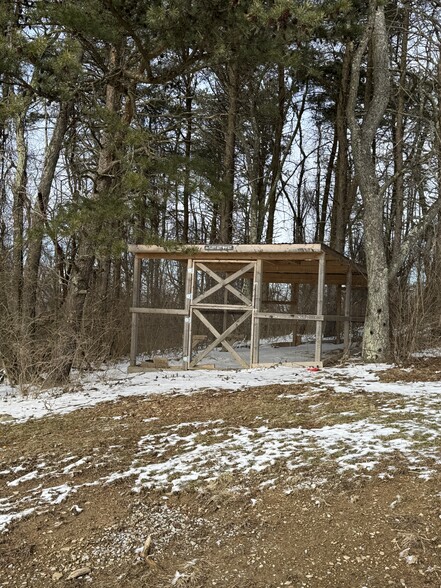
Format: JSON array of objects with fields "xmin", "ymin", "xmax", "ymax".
[
  {"xmin": 130, "ymin": 255, "xmax": 141, "ymax": 367},
  {"xmin": 344, "ymin": 268, "xmax": 352, "ymax": 355},
  {"xmin": 255, "ymin": 312, "xmax": 324, "ymax": 321},
  {"xmin": 192, "ymin": 303, "xmax": 252, "ymax": 311},
  {"xmin": 251, "ymin": 259, "xmax": 263, "ymax": 365},
  {"xmin": 252, "ymin": 361, "xmax": 323, "ymax": 368},
  {"xmin": 130, "ymin": 307, "xmax": 187, "ymax": 315},
  {"xmin": 315, "ymin": 253, "xmax": 326, "ymax": 363},
  {"xmin": 129, "ymin": 243, "xmax": 324, "ymax": 256},
  {"xmin": 182, "ymin": 259, "xmax": 193, "ymax": 369}
]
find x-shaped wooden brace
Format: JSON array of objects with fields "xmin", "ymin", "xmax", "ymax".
[
  {"xmin": 192, "ymin": 262, "xmax": 254, "ymax": 306},
  {"xmin": 189, "ymin": 309, "xmax": 252, "ymax": 368}
]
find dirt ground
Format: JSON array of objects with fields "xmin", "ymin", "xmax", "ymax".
[{"xmin": 2, "ymin": 374, "xmax": 441, "ymax": 587}]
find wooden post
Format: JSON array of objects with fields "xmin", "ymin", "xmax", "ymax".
[
  {"xmin": 130, "ymin": 255, "xmax": 142, "ymax": 367},
  {"xmin": 182, "ymin": 259, "xmax": 194, "ymax": 369},
  {"xmin": 335, "ymin": 285, "xmax": 342, "ymax": 344},
  {"xmin": 343, "ymin": 268, "xmax": 352, "ymax": 355},
  {"xmin": 291, "ymin": 283, "xmax": 299, "ymax": 345},
  {"xmin": 314, "ymin": 253, "xmax": 326, "ymax": 364},
  {"xmin": 222, "ymin": 286, "xmax": 228, "ymax": 334},
  {"xmin": 251, "ymin": 259, "xmax": 263, "ymax": 365}
]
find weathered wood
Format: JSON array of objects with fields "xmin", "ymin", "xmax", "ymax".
[
  {"xmin": 130, "ymin": 256, "xmax": 142, "ymax": 367},
  {"xmin": 255, "ymin": 312, "xmax": 324, "ymax": 321},
  {"xmin": 290, "ymin": 282, "xmax": 299, "ymax": 345},
  {"xmin": 192, "ymin": 334, "xmax": 207, "ymax": 350},
  {"xmin": 192, "ymin": 303, "xmax": 252, "ymax": 311},
  {"xmin": 129, "ymin": 243, "xmax": 324, "ymax": 255},
  {"xmin": 130, "ymin": 307, "xmax": 187, "ymax": 315},
  {"xmin": 182, "ymin": 259, "xmax": 194, "ymax": 369},
  {"xmin": 252, "ymin": 361, "xmax": 323, "ymax": 368},
  {"xmin": 344, "ymin": 269, "xmax": 352, "ymax": 354},
  {"xmin": 250, "ymin": 259, "xmax": 262, "ymax": 365},
  {"xmin": 128, "ymin": 243, "xmax": 366, "ymax": 371},
  {"xmin": 315, "ymin": 254, "xmax": 326, "ymax": 363},
  {"xmin": 190, "ymin": 309, "xmax": 251, "ymax": 368},
  {"xmin": 192, "ymin": 261, "xmax": 255, "ymax": 305},
  {"xmin": 196, "ymin": 262, "xmax": 252, "ymax": 305}
]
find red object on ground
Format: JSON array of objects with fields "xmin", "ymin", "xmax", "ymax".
[{"xmin": 307, "ymin": 367, "xmax": 320, "ymax": 372}]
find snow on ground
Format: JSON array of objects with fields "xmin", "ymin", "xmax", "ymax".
[
  {"xmin": 0, "ymin": 360, "xmax": 386, "ymax": 423},
  {"xmin": 2, "ymin": 342, "xmax": 441, "ymax": 533},
  {"xmin": 0, "ymin": 339, "xmax": 375, "ymax": 423}
]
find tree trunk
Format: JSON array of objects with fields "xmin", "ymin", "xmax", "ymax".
[
  {"xmin": 266, "ymin": 65, "xmax": 285, "ymax": 244},
  {"xmin": 219, "ymin": 62, "xmax": 239, "ymax": 243},
  {"xmin": 11, "ymin": 111, "xmax": 27, "ymax": 321},
  {"xmin": 23, "ymin": 101, "xmax": 72, "ymax": 325},
  {"xmin": 3, "ymin": 108, "xmax": 28, "ymax": 384},
  {"xmin": 48, "ymin": 47, "xmax": 122, "ymax": 384},
  {"xmin": 330, "ymin": 44, "xmax": 353, "ymax": 254},
  {"xmin": 347, "ymin": 3, "xmax": 391, "ymax": 362},
  {"xmin": 182, "ymin": 72, "xmax": 193, "ymax": 244}
]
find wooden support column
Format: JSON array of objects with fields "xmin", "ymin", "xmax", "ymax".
[
  {"xmin": 343, "ymin": 268, "xmax": 352, "ymax": 355},
  {"xmin": 335, "ymin": 285, "xmax": 342, "ymax": 344},
  {"xmin": 314, "ymin": 253, "xmax": 326, "ymax": 364},
  {"xmin": 222, "ymin": 287, "xmax": 228, "ymax": 333},
  {"xmin": 290, "ymin": 283, "xmax": 299, "ymax": 345},
  {"xmin": 251, "ymin": 259, "xmax": 263, "ymax": 365},
  {"xmin": 130, "ymin": 255, "xmax": 142, "ymax": 367},
  {"xmin": 182, "ymin": 259, "xmax": 194, "ymax": 369}
]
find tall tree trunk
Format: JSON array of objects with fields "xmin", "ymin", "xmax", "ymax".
[
  {"xmin": 348, "ymin": 3, "xmax": 391, "ymax": 362},
  {"xmin": 316, "ymin": 132, "xmax": 337, "ymax": 243},
  {"xmin": 3, "ymin": 109, "xmax": 28, "ymax": 385},
  {"xmin": 23, "ymin": 101, "xmax": 72, "ymax": 326},
  {"xmin": 219, "ymin": 62, "xmax": 239, "ymax": 243},
  {"xmin": 182, "ymin": 73, "xmax": 193, "ymax": 244},
  {"xmin": 389, "ymin": 2, "xmax": 409, "ymax": 262},
  {"xmin": 48, "ymin": 47, "xmax": 122, "ymax": 383},
  {"xmin": 266, "ymin": 65, "xmax": 286, "ymax": 244},
  {"xmin": 11, "ymin": 111, "xmax": 27, "ymax": 321},
  {"xmin": 330, "ymin": 44, "xmax": 353, "ymax": 254}
]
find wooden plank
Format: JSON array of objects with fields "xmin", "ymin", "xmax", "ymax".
[
  {"xmin": 315, "ymin": 253, "xmax": 326, "ymax": 363},
  {"xmin": 320, "ymin": 314, "xmax": 364, "ymax": 322},
  {"xmin": 130, "ymin": 307, "xmax": 187, "ymax": 315},
  {"xmin": 252, "ymin": 361, "xmax": 323, "ymax": 368},
  {"xmin": 190, "ymin": 309, "xmax": 251, "ymax": 368},
  {"xmin": 290, "ymin": 282, "xmax": 299, "ymax": 345},
  {"xmin": 130, "ymin": 255, "xmax": 141, "ymax": 367},
  {"xmin": 182, "ymin": 259, "xmax": 194, "ymax": 369},
  {"xmin": 192, "ymin": 303, "xmax": 252, "ymax": 311},
  {"xmin": 344, "ymin": 269, "xmax": 352, "ymax": 355},
  {"xmin": 255, "ymin": 312, "xmax": 324, "ymax": 321},
  {"xmin": 129, "ymin": 243, "xmax": 324, "ymax": 255},
  {"xmin": 250, "ymin": 259, "xmax": 262, "ymax": 365}
]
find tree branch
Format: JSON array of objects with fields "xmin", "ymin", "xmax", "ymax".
[{"xmin": 389, "ymin": 196, "xmax": 441, "ymax": 281}]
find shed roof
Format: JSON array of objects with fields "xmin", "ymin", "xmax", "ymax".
[{"xmin": 128, "ymin": 243, "xmax": 367, "ymax": 287}]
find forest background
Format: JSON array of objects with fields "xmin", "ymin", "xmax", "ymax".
[{"xmin": 1, "ymin": 0, "xmax": 441, "ymax": 386}]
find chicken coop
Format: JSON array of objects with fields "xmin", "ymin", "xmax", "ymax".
[{"xmin": 128, "ymin": 243, "xmax": 367, "ymax": 371}]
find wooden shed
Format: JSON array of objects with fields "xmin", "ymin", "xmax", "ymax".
[{"xmin": 128, "ymin": 243, "xmax": 367, "ymax": 370}]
